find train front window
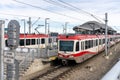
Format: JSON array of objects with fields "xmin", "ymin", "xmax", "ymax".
[{"xmin": 59, "ymin": 41, "xmax": 74, "ymax": 52}]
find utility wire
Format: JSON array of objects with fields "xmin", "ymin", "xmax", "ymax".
[
  {"xmin": 44, "ymin": 0, "xmax": 79, "ymax": 13},
  {"xmin": 57, "ymin": 0, "xmax": 104, "ymax": 23},
  {"xmin": 13, "ymin": 0, "xmax": 86, "ymax": 22},
  {"xmin": 114, "ymin": 26, "xmax": 120, "ymax": 31},
  {"xmin": 43, "ymin": 0, "xmax": 89, "ymax": 21},
  {"xmin": 0, "ymin": 12, "xmax": 78, "ymax": 27},
  {"xmin": 0, "ymin": 12, "xmax": 39, "ymax": 18},
  {"xmin": 44, "ymin": 0, "xmax": 104, "ymax": 23}
]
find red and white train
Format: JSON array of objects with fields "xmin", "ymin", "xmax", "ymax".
[
  {"xmin": 58, "ymin": 34, "xmax": 120, "ymax": 63},
  {"xmin": 5, "ymin": 34, "xmax": 58, "ymax": 48}
]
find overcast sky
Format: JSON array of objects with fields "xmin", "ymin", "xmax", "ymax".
[{"xmin": 0, "ymin": 0, "xmax": 120, "ymax": 33}]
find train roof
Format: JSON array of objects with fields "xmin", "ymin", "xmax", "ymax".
[
  {"xmin": 58, "ymin": 34, "xmax": 116, "ymax": 40},
  {"xmin": 58, "ymin": 34, "xmax": 98, "ymax": 40},
  {"xmin": 5, "ymin": 34, "xmax": 48, "ymax": 38},
  {"xmin": 73, "ymin": 21, "xmax": 116, "ymax": 32}
]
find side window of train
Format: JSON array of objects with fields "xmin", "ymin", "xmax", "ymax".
[
  {"xmin": 20, "ymin": 39, "xmax": 24, "ymax": 46},
  {"xmin": 85, "ymin": 40, "xmax": 89, "ymax": 49},
  {"xmin": 5, "ymin": 40, "xmax": 8, "ymax": 46},
  {"xmin": 99, "ymin": 39, "xmax": 101, "ymax": 45},
  {"xmin": 93, "ymin": 40, "xmax": 96, "ymax": 47},
  {"xmin": 56, "ymin": 38, "xmax": 58, "ymax": 42},
  {"xmin": 41, "ymin": 38, "xmax": 45, "ymax": 44},
  {"xmin": 88, "ymin": 40, "xmax": 90, "ymax": 48},
  {"xmin": 37, "ymin": 39, "xmax": 40, "ymax": 44},
  {"xmin": 110, "ymin": 38, "xmax": 112, "ymax": 41},
  {"xmin": 76, "ymin": 41, "xmax": 79, "ymax": 51},
  {"xmin": 49, "ymin": 38, "xmax": 52, "ymax": 43},
  {"xmin": 31, "ymin": 39, "xmax": 35, "ymax": 45},
  {"xmin": 85, "ymin": 41, "xmax": 87, "ymax": 49},
  {"xmin": 96, "ymin": 39, "xmax": 98, "ymax": 46},
  {"xmin": 103, "ymin": 39, "xmax": 105, "ymax": 44},
  {"xmin": 26, "ymin": 39, "xmax": 30, "ymax": 45},
  {"xmin": 90, "ymin": 40, "xmax": 93, "ymax": 48}
]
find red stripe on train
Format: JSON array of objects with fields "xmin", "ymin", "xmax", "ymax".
[{"xmin": 58, "ymin": 51, "xmax": 96, "ymax": 58}]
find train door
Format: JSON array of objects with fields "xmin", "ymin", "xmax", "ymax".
[
  {"xmin": 81, "ymin": 40, "xmax": 85, "ymax": 51},
  {"xmin": 75, "ymin": 40, "xmax": 80, "ymax": 52},
  {"xmin": 98, "ymin": 38, "xmax": 103, "ymax": 51},
  {"xmin": 96, "ymin": 39, "xmax": 99, "ymax": 52},
  {"xmin": 93, "ymin": 39, "xmax": 98, "ymax": 52}
]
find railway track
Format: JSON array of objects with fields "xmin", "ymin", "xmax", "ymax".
[
  {"xmin": 31, "ymin": 53, "xmax": 103, "ymax": 80},
  {"xmin": 31, "ymin": 43, "xmax": 119, "ymax": 80},
  {"xmin": 31, "ymin": 65, "xmax": 71, "ymax": 80}
]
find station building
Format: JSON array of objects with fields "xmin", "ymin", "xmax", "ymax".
[{"xmin": 73, "ymin": 21, "xmax": 116, "ymax": 35}]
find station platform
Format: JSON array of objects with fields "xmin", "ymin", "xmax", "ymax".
[{"xmin": 39, "ymin": 48, "xmax": 58, "ymax": 62}]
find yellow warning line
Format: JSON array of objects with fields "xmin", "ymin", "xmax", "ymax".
[{"xmin": 49, "ymin": 56, "xmax": 57, "ymax": 61}]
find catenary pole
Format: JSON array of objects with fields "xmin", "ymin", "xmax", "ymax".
[
  {"xmin": 0, "ymin": 20, "xmax": 5, "ymax": 80},
  {"xmin": 105, "ymin": 13, "xmax": 108, "ymax": 57}
]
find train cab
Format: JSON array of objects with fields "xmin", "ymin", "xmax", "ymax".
[
  {"xmin": 58, "ymin": 34, "xmax": 120, "ymax": 63},
  {"xmin": 58, "ymin": 34, "xmax": 82, "ymax": 62}
]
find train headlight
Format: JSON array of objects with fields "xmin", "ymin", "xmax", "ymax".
[
  {"xmin": 69, "ymin": 55, "xmax": 74, "ymax": 58},
  {"xmin": 59, "ymin": 55, "xmax": 63, "ymax": 57}
]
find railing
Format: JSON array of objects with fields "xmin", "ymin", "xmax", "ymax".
[
  {"xmin": 101, "ymin": 60, "xmax": 120, "ymax": 80},
  {"xmin": 19, "ymin": 49, "xmax": 34, "ymax": 69},
  {"xmin": 17, "ymin": 48, "xmax": 38, "ymax": 76},
  {"xmin": 16, "ymin": 45, "xmax": 57, "ymax": 76}
]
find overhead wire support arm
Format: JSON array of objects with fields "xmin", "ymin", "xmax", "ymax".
[{"xmin": 32, "ymin": 17, "xmax": 40, "ymax": 27}]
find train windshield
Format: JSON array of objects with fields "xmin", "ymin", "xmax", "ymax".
[{"xmin": 59, "ymin": 41, "xmax": 74, "ymax": 52}]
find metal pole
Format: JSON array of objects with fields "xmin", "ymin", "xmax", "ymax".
[
  {"xmin": 45, "ymin": 18, "xmax": 49, "ymax": 34},
  {"xmin": 45, "ymin": 18, "xmax": 49, "ymax": 58},
  {"xmin": 35, "ymin": 25, "xmax": 44, "ymax": 58},
  {"xmin": 23, "ymin": 19, "xmax": 26, "ymax": 47},
  {"xmin": 65, "ymin": 22, "xmax": 68, "ymax": 34},
  {"xmin": 105, "ymin": 13, "xmax": 108, "ymax": 56},
  {"xmin": 48, "ymin": 23, "xmax": 50, "ymax": 57},
  {"xmin": 0, "ymin": 20, "xmax": 5, "ymax": 80},
  {"xmin": 29, "ymin": 17, "xmax": 32, "ymax": 34},
  {"xmin": 45, "ymin": 18, "xmax": 47, "ymax": 34}
]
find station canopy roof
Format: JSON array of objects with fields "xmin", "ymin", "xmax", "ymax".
[{"xmin": 73, "ymin": 21, "xmax": 116, "ymax": 32}]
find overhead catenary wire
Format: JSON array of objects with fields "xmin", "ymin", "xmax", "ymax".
[
  {"xmin": 43, "ymin": 0, "xmax": 80, "ymax": 13},
  {"xmin": 57, "ymin": 0, "xmax": 104, "ymax": 23},
  {"xmin": 114, "ymin": 26, "xmax": 120, "ymax": 31},
  {"xmin": 43, "ymin": 0, "xmax": 89, "ymax": 21},
  {"xmin": 0, "ymin": 12, "xmax": 40, "ymax": 18},
  {"xmin": 0, "ymin": 12, "xmax": 77, "ymax": 28},
  {"xmin": 13, "ymin": 0, "xmax": 86, "ymax": 22}
]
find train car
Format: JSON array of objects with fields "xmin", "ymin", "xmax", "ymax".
[
  {"xmin": 58, "ymin": 34, "xmax": 120, "ymax": 64},
  {"xmin": 5, "ymin": 34, "xmax": 58, "ymax": 48}
]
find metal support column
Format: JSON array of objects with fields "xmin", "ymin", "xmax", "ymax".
[
  {"xmin": 28, "ymin": 17, "xmax": 32, "ymax": 34},
  {"xmin": 45, "ymin": 18, "xmax": 49, "ymax": 58},
  {"xmin": 105, "ymin": 13, "xmax": 108, "ymax": 56},
  {"xmin": 21, "ymin": 19, "xmax": 26, "ymax": 47},
  {"xmin": 0, "ymin": 20, "xmax": 5, "ymax": 80},
  {"xmin": 65, "ymin": 22, "xmax": 68, "ymax": 34}
]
